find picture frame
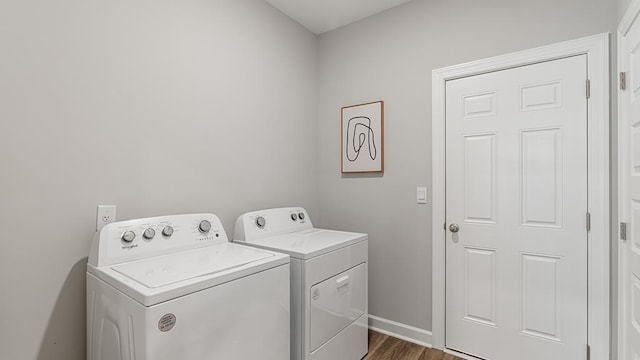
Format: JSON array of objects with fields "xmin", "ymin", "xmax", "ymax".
[{"xmin": 341, "ymin": 100, "xmax": 384, "ymax": 173}]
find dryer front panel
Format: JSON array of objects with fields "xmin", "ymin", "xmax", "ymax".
[{"xmin": 309, "ymin": 263, "xmax": 366, "ymax": 352}]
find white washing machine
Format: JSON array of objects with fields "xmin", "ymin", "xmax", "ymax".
[
  {"xmin": 234, "ymin": 207, "xmax": 368, "ymax": 360},
  {"xmin": 87, "ymin": 213, "xmax": 290, "ymax": 360}
]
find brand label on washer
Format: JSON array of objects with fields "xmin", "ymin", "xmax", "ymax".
[
  {"xmin": 312, "ymin": 288, "xmax": 320, "ymax": 301},
  {"xmin": 158, "ymin": 313, "xmax": 176, "ymax": 332}
]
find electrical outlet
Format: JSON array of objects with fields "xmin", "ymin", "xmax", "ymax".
[{"xmin": 96, "ymin": 205, "xmax": 116, "ymax": 232}]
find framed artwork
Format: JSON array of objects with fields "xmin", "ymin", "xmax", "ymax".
[{"xmin": 341, "ymin": 100, "xmax": 384, "ymax": 173}]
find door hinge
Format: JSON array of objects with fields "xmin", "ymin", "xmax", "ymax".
[
  {"xmin": 621, "ymin": 222, "xmax": 628, "ymax": 241},
  {"xmin": 587, "ymin": 344, "xmax": 590, "ymax": 360},
  {"xmin": 621, "ymin": 72, "xmax": 627, "ymax": 91},
  {"xmin": 586, "ymin": 79, "xmax": 591, "ymax": 99},
  {"xmin": 586, "ymin": 212, "xmax": 591, "ymax": 232}
]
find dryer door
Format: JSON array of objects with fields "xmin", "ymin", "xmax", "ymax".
[{"xmin": 309, "ymin": 263, "xmax": 366, "ymax": 352}]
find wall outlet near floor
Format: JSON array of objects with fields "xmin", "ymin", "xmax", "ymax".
[{"xmin": 96, "ymin": 205, "xmax": 117, "ymax": 232}]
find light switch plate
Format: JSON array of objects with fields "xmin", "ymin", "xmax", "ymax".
[{"xmin": 417, "ymin": 187, "xmax": 428, "ymax": 204}]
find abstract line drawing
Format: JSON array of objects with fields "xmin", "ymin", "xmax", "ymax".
[
  {"xmin": 341, "ymin": 101, "xmax": 384, "ymax": 173},
  {"xmin": 345, "ymin": 116, "xmax": 377, "ymax": 162}
]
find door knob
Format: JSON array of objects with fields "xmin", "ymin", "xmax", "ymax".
[{"xmin": 449, "ymin": 223, "xmax": 460, "ymax": 233}]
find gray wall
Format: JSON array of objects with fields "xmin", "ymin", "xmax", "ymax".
[
  {"xmin": 620, "ymin": 0, "xmax": 632, "ymax": 20},
  {"xmin": 316, "ymin": 0, "xmax": 617, "ymax": 331},
  {"xmin": 0, "ymin": 0, "xmax": 317, "ymax": 359}
]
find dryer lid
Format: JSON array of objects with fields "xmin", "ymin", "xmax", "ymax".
[
  {"xmin": 242, "ymin": 228, "xmax": 367, "ymax": 259},
  {"xmin": 111, "ymin": 243, "xmax": 274, "ymax": 288}
]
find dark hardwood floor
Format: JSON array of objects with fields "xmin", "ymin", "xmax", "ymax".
[{"xmin": 364, "ymin": 330, "xmax": 464, "ymax": 360}]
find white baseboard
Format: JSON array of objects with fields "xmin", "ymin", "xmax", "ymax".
[{"xmin": 368, "ymin": 315, "xmax": 433, "ymax": 348}]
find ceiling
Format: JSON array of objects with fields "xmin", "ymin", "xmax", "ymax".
[{"xmin": 265, "ymin": 0, "xmax": 414, "ymax": 34}]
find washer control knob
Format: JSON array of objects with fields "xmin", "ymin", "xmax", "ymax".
[
  {"xmin": 256, "ymin": 216, "xmax": 266, "ymax": 228},
  {"xmin": 290, "ymin": 213, "xmax": 298, "ymax": 221},
  {"xmin": 121, "ymin": 231, "xmax": 136, "ymax": 243},
  {"xmin": 162, "ymin": 226, "xmax": 174, "ymax": 237},
  {"xmin": 143, "ymin": 228, "xmax": 156, "ymax": 240},
  {"xmin": 298, "ymin": 212, "xmax": 305, "ymax": 220},
  {"xmin": 198, "ymin": 220, "xmax": 212, "ymax": 233}
]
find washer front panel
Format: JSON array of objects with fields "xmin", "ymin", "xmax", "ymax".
[{"xmin": 87, "ymin": 263, "xmax": 290, "ymax": 360}]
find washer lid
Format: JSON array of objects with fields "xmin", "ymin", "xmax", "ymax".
[
  {"xmin": 242, "ymin": 228, "xmax": 367, "ymax": 259},
  {"xmin": 111, "ymin": 244, "xmax": 274, "ymax": 288},
  {"xmin": 88, "ymin": 243, "xmax": 289, "ymax": 306}
]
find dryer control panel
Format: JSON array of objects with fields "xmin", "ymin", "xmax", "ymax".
[
  {"xmin": 89, "ymin": 214, "xmax": 228, "ymax": 267},
  {"xmin": 234, "ymin": 207, "xmax": 313, "ymax": 242}
]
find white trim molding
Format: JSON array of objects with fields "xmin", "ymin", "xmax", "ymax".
[
  {"xmin": 618, "ymin": 2, "xmax": 640, "ymax": 359},
  {"xmin": 431, "ymin": 34, "xmax": 610, "ymax": 360},
  {"xmin": 368, "ymin": 315, "xmax": 432, "ymax": 348}
]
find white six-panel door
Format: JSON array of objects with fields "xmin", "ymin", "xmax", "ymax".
[
  {"xmin": 619, "ymin": 2, "xmax": 640, "ymax": 358},
  {"xmin": 445, "ymin": 55, "xmax": 588, "ymax": 360}
]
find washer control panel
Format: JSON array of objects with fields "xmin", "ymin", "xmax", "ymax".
[
  {"xmin": 234, "ymin": 207, "xmax": 313, "ymax": 242},
  {"xmin": 89, "ymin": 213, "xmax": 227, "ymax": 267}
]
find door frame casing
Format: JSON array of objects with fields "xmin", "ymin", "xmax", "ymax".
[
  {"xmin": 431, "ymin": 34, "xmax": 610, "ymax": 360},
  {"xmin": 618, "ymin": 2, "xmax": 640, "ymax": 359}
]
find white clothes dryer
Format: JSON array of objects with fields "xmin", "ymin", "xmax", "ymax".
[
  {"xmin": 234, "ymin": 207, "xmax": 368, "ymax": 360},
  {"xmin": 87, "ymin": 213, "xmax": 290, "ymax": 360}
]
